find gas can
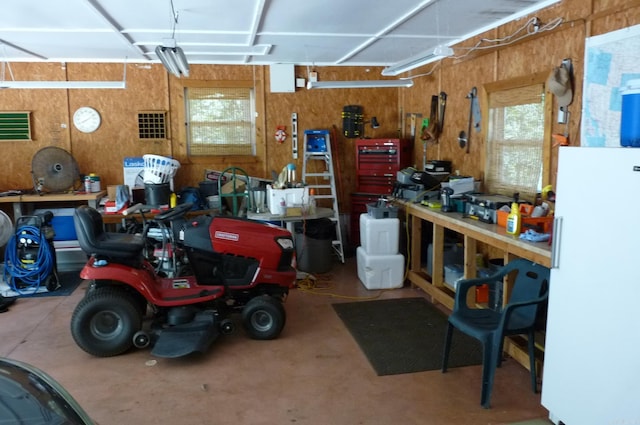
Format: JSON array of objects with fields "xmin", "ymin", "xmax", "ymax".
[{"xmin": 621, "ymin": 79, "xmax": 640, "ymax": 147}]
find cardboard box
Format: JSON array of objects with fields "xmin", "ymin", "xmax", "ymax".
[
  {"xmin": 123, "ymin": 157, "xmax": 145, "ymax": 195},
  {"xmin": 104, "ymin": 200, "xmax": 129, "ymax": 214}
]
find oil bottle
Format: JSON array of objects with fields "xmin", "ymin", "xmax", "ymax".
[{"xmin": 506, "ymin": 202, "xmax": 521, "ymax": 235}]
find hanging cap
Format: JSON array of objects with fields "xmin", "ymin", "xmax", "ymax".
[{"xmin": 547, "ymin": 66, "xmax": 573, "ymax": 107}]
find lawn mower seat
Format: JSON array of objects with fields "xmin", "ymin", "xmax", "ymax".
[{"xmin": 74, "ymin": 205, "xmax": 145, "ymax": 259}]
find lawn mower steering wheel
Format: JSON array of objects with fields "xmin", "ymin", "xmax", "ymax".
[{"xmin": 154, "ymin": 203, "xmax": 193, "ymax": 223}]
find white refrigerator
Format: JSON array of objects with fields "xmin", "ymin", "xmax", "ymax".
[{"xmin": 541, "ymin": 146, "xmax": 640, "ymax": 424}]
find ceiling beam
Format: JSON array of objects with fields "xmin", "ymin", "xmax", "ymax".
[
  {"xmin": 0, "ymin": 38, "xmax": 48, "ymax": 60},
  {"xmin": 335, "ymin": 0, "xmax": 438, "ymax": 64},
  {"xmin": 84, "ymin": 0, "xmax": 148, "ymax": 60}
]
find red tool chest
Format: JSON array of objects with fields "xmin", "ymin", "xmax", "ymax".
[
  {"xmin": 350, "ymin": 138, "xmax": 412, "ymax": 246},
  {"xmin": 355, "ymin": 138, "xmax": 413, "ymax": 194}
]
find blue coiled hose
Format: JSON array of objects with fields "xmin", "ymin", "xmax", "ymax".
[{"xmin": 3, "ymin": 224, "xmax": 54, "ymax": 295}]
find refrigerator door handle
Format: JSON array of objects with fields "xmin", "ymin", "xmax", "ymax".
[{"xmin": 551, "ymin": 216, "xmax": 562, "ymax": 269}]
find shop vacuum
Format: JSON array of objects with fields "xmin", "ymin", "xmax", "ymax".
[{"xmin": 3, "ymin": 211, "xmax": 60, "ymax": 295}]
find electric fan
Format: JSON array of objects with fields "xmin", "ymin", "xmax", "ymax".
[
  {"xmin": 31, "ymin": 146, "xmax": 81, "ymax": 193},
  {"xmin": 0, "ymin": 210, "xmax": 12, "ymax": 248}
]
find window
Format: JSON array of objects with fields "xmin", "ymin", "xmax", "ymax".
[
  {"xmin": 185, "ymin": 84, "xmax": 256, "ymax": 156},
  {"xmin": 484, "ymin": 74, "xmax": 551, "ymax": 203}
]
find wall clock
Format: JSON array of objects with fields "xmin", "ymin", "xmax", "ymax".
[{"xmin": 73, "ymin": 106, "xmax": 101, "ymax": 133}]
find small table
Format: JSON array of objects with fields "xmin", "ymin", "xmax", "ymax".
[
  {"xmin": 247, "ymin": 207, "xmax": 334, "ymax": 233},
  {"xmin": 0, "ymin": 191, "xmax": 106, "ymax": 219}
]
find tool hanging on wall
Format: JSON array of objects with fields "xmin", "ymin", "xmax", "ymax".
[
  {"xmin": 458, "ymin": 87, "xmax": 477, "ymax": 153},
  {"xmin": 421, "ymin": 95, "xmax": 440, "ymax": 142},
  {"xmin": 552, "ymin": 110, "xmax": 571, "ymax": 147},
  {"xmin": 406, "ymin": 112, "xmax": 423, "ymax": 141},
  {"xmin": 291, "ymin": 113, "xmax": 298, "ymax": 159},
  {"xmin": 437, "ymin": 91, "xmax": 447, "ymax": 134}
]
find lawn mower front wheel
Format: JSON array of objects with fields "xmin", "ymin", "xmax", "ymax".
[
  {"xmin": 241, "ymin": 295, "xmax": 285, "ymax": 340},
  {"xmin": 71, "ymin": 287, "xmax": 143, "ymax": 357}
]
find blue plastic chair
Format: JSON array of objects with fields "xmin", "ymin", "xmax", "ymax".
[{"xmin": 441, "ymin": 258, "xmax": 550, "ymax": 408}]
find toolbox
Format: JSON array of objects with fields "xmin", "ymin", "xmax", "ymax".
[{"xmin": 465, "ymin": 194, "xmax": 513, "ymax": 224}]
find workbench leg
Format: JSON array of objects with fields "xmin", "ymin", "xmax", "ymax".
[
  {"xmin": 432, "ymin": 224, "xmax": 444, "ymax": 288},
  {"xmin": 410, "ymin": 215, "xmax": 422, "ymax": 275},
  {"xmin": 463, "ymin": 236, "xmax": 477, "ymax": 308},
  {"xmin": 12, "ymin": 202, "xmax": 23, "ymax": 220}
]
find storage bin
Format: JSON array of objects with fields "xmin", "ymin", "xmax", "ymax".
[
  {"xmin": 444, "ymin": 264, "xmax": 464, "ymax": 290},
  {"xmin": 496, "ymin": 204, "xmax": 553, "ymax": 233},
  {"xmin": 356, "ymin": 246, "xmax": 404, "ymax": 290},
  {"xmin": 266, "ymin": 185, "xmax": 309, "ymax": 214},
  {"xmin": 366, "ymin": 202, "xmax": 399, "ymax": 219},
  {"xmin": 359, "ymin": 213, "xmax": 399, "ymax": 255}
]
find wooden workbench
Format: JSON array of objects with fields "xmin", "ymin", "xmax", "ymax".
[
  {"xmin": 0, "ymin": 191, "xmax": 106, "ymax": 219},
  {"xmin": 399, "ymin": 200, "xmax": 552, "ymax": 371}
]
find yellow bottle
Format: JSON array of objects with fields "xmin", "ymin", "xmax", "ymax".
[
  {"xmin": 169, "ymin": 192, "xmax": 177, "ymax": 208},
  {"xmin": 506, "ymin": 202, "xmax": 521, "ymax": 235}
]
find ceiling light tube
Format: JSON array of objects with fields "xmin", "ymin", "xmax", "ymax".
[
  {"xmin": 307, "ymin": 80, "xmax": 414, "ymax": 89},
  {"xmin": 0, "ymin": 81, "xmax": 126, "ymax": 89},
  {"xmin": 155, "ymin": 45, "xmax": 189, "ymax": 78},
  {"xmin": 382, "ymin": 44, "xmax": 454, "ymax": 76}
]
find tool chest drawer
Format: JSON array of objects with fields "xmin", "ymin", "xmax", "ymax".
[
  {"xmin": 355, "ymin": 139, "xmax": 412, "ymax": 172},
  {"xmin": 356, "ymin": 174, "xmax": 395, "ymax": 194}
]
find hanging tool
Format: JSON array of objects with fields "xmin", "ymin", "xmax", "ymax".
[
  {"xmin": 437, "ymin": 91, "xmax": 447, "ymax": 134},
  {"xmin": 459, "ymin": 87, "xmax": 477, "ymax": 153},
  {"xmin": 421, "ymin": 96, "xmax": 440, "ymax": 142},
  {"xmin": 406, "ymin": 113, "xmax": 423, "ymax": 141},
  {"xmin": 552, "ymin": 110, "xmax": 571, "ymax": 147},
  {"xmin": 291, "ymin": 112, "xmax": 298, "ymax": 159}
]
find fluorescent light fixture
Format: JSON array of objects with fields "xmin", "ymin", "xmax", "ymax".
[
  {"xmin": 382, "ymin": 44, "xmax": 454, "ymax": 76},
  {"xmin": 307, "ymin": 79, "xmax": 414, "ymax": 89},
  {"xmin": 0, "ymin": 81, "xmax": 126, "ymax": 89},
  {"xmin": 155, "ymin": 39, "xmax": 190, "ymax": 78}
]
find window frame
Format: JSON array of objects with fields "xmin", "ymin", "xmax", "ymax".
[
  {"xmin": 481, "ymin": 71, "xmax": 553, "ymax": 202},
  {"xmin": 184, "ymin": 80, "xmax": 257, "ymax": 158}
]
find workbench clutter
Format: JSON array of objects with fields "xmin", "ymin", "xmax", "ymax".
[
  {"xmin": 496, "ymin": 202, "xmax": 553, "ymax": 240},
  {"xmin": 266, "ymin": 163, "xmax": 313, "ymax": 216}
]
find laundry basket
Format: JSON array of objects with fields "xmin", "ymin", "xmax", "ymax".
[{"xmin": 143, "ymin": 154, "xmax": 180, "ymax": 184}]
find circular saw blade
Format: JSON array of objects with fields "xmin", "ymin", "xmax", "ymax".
[{"xmin": 31, "ymin": 146, "xmax": 80, "ymax": 192}]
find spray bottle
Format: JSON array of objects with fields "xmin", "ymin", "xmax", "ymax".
[{"xmin": 506, "ymin": 202, "xmax": 521, "ymax": 235}]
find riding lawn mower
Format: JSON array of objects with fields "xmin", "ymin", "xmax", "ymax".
[{"xmin": 71, "ymin": 203, "xmax": 296, "ymax": 358}]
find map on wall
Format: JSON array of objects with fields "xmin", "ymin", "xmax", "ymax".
[{"xmin": 582, "ymin": 24, "xmax": 640, "ymax": 147}]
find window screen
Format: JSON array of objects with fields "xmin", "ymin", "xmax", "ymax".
[
  {"xmin": 485, "ymin": 84, "xmax": 545, "ymax": 202},
  {"xmin": 186, "ymin": 86, "xmax": 256, "ymax": 156}
]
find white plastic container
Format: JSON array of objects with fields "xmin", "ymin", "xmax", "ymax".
[
  {"xmin": 359, "ymin": 213, "xmax": 399, "ymax": 255},
  {"xmin": 356, "ymin": 246, "xmax": 405, "ymax": 290},
  {"xmin": 266, "ymin": 185, "xmax": 309, "ymax": 214}
]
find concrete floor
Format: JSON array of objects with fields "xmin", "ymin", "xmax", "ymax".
[{"xmin": 0, "ymin": 257, "xmax": 550, "ymax": 425}]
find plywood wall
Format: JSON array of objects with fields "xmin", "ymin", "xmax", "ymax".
[
  {"xmin": 402, "ymin": 0, "xmax": 640, "ymax": 190},
  {"xmin": 1, "ymin": 0, "xmax": 639, "ymax": 215}
]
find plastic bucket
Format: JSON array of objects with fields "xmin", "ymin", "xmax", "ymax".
[
  {"xmin": 144, "ymin": 182, "xmax": 171, "ymax": 207},
  {"xmin": 620, "ymin": 79, "xmax": 640, "ymax": 147}
]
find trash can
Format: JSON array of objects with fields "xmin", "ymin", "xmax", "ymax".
[{"xmin": 294, "ymin": 218, "xmax": 335, "ymax": 273}]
